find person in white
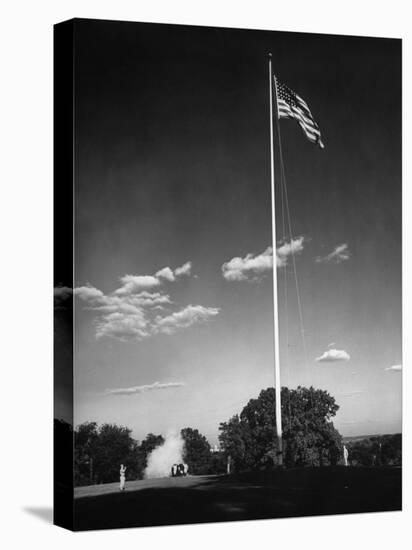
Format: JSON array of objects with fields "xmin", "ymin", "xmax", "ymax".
[
  {"xmin": 119, "ymin": 464, "xmax": 127, "ymax": 491},
  {"xmin": 343, "ymin": 445, "xmax": 349, "ymax": 467}
]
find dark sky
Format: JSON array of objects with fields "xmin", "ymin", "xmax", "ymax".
[{"xmin": 68, "ymin": 19, "xmax": 401, "ymax": 441}]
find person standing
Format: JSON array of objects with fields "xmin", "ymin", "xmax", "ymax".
[
  {"xmin": 119, "ymin": 464, "xmax": 127, "ymax": 491},
  {"xmin": 343, "ymin": 445, "xmax": 349, "ymax": 467}
]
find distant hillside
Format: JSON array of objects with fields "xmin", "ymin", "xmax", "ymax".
[{"xmin": 343, "ymin": 433, "xmax": 401, "ymax": 443}]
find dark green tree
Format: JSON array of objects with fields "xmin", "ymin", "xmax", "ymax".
[
  {"xmin": 380, "ymin": 434, "xmax": 402, "ymax": 466},
  {"xmin": 282, "ymin": 387, "xmax": 342, "ymax": 467},
  {"xmin": 219, "ymin": 386, "xmax": 343, "ymax": 471},
  {"xmin": 347, "ymin": 434, "xmax": 401, "ymax": 467},
  {"xmin": 209, "ymin": 451, "xmax": 228, "ymax": 475},
  {"xmin": 93, "ymin": 423, "xmax": 139, "ymax": 483},
  {"xmin": 74, "ymin": 422, "xmax": 98, "ymax": 486},
  {"xmin": 218, "ymin": 414, "xmax": 248, "ymax": 471},
  {"xmin": 74, "ymin": 422, "xmax": 139, "ymax": 485},
  {"xmin": 181, "ymin": 427, "xmax": 212, "ymax": 475}
]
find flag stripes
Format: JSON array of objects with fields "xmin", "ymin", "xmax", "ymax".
[{"xmin": 275, "ymin": 76, "xmax": 324, "ymax": 149}]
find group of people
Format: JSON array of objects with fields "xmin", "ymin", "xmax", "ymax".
[{"xmin": 171, "ymin": 463, "xmax": 188, "ymax": 477}]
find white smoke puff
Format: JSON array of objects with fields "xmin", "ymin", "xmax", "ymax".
[{"xmin": 144, "ymin": 431, "xmax": 185, "ymax": 479}]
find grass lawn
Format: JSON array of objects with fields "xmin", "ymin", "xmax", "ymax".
[{"xmin": 74, "ymin": 466, "xmax": 401, "ymax": 531}]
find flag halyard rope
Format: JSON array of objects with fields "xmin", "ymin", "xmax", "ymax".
[{"xmin": 275, "ymin": 103, "xmax": 313, "ymax": 409}]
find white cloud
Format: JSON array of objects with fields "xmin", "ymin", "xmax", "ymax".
[
  {"xmin": 155, "ymin": 266, "xmax": 175, "ymax": 282},
  {"xmin": 222, "ymin": 246, "xmax": 273, "ymax": 282},
  {"xmin": 114, "ymin": 275, "xmax": 161, "ymax": 295},
  {"xmin": 74, "ymin": 285, "xmax": 105, "ymax": 302},
  {"xmin": 174, "ymin": 261, "xmax": 192, "ymax": 277},
  {"xmin": 105, "ymin": 381, "xmax": 186, "ymax": 396},
  {"xmin": 155, "ymin": 262, "xmax": 192, "ymax": 281},
  {"xmin": 277, "ymin": 236, "xmax": 305, "ymax": 267},
  {"xmin": 328, "ymin": 342, "xmax": 336, "ymax": 347},
  {"xmin": 74, "ymin": 262, "xmax": 219, "ymax": 341},
  {"xmin": 128, "ymin": 291, "xmax": 171, "ymax": 307},
  {"xmin": 153, "ymin": 304, "xmax": 220, "ymax": 335},
  {"xmin": 385, "ymin": 364, "xmax": 402, "ymax": 372},
  {"xmin": 83, "ymin": 291, "xmax": 171, "ymax": 316},
  {"xmin": 316, "ymin": 243, "xmax": 350, "ymax": 264},
  {"xmin": 113, "ymin": 261, "xmax": 193, "ymax": 295},
  {"xmin": 316, "ymin": 348, "xmax": 351, "ymax": 362},
  {"xmin": 222, "ymin": 238, "xmax": 305, "ymax": 282},
  {"xmin": 96, "ymin": 310, "xmax": 149, "ymax": 341}
]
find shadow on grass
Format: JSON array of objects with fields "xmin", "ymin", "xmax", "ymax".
[{"xmin": 74, "ymin": 467, "xmax": 401, "ymax": 531}]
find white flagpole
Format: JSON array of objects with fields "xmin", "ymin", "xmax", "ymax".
[{"xmin": 268, "ymin": 53, "xmax": 283, "ymax": 466}]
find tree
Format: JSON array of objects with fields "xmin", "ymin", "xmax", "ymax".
[
  {"xmin": 218, "ymin": 415, "xmax": 248, "ymax": 471},
  {"xmin": 282, "ymin": 387, "xmax": 341, "ymax": 467},
  {"xmin": 74, "ymin": 422, "xmax": 139, "ymax": 485},
  {"xmin": 74, "ymin": 421, "xmax": 98, "ymax": 486},
  {"xmin": 93, "ymin": 424, "xmax": 138, "ymax": 483},
  {"xmin": 380, "ymin": 434, "xmax": 402, "ymax": 466},
  {"xmin": 181, "ymin": 427, "xmax": 212, "ymax": 475},
  {"xmin": 209, "ymin": 451, "xmax": 227, "ymax": 475},
  {"xmin": 139, "ymin": 433, "xmax": 164, "ymax": 457},
  {"xmin": 347, "ymin": 434, "xmax": 402, "ymax": 467},
  {"xmin": 219, "ymin": 386, "xmax": 343, "ymax": 471}
]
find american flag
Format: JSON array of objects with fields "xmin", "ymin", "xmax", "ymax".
[{"xmin": 275, "ymin": 76, "xmax": 324, "ymax": 149}]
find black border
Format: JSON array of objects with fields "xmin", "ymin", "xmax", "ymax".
[{"xmin": 53, "ymin": 18, "xmax": 75, "ymax": 531}]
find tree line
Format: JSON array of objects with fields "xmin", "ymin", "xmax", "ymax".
[
  {"xmin": 345, "ymin": 434, "xmax": 401, "ymax": 467},
  {"xmin": 73, "ymin": 424, "xmax": 216, "ymax": 486},
  {"xmin": 53, "ymin": 384, "xmax": 401, "ymax": 487}
]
